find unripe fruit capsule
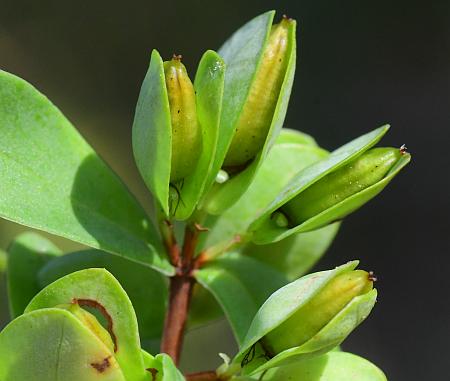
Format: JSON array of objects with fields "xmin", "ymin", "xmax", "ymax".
[
  {"xmin": 223, "ymin": 18, "xmax": 292, "ymax": 169},
  {"xmin": 281, "ymin": 147, "xmax": 403, "ymax": 225},
  {"xmin": 261, "ymin": 270, "xmax": 374, "ymax": 355},
  {"xmin": 164, "ymin": 55, "xmax": 202, "ymax": 183}
]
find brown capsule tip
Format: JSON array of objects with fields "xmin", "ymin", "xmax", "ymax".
[
  {"xmin": 282, "ymin": 14, "xmax": 294, "ymax": 21},
  {"xmin": 368, "ymin": 271, "xmax": 378, "ymax": 282},
  {"xmin": 172, "ymin": 54, "xmax": 182, "ymax": 61},
  {"xmin": 399, "ymin": 144, "xmax": 408, "ymax": 155}
]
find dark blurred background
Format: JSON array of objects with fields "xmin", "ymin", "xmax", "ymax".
[{"xmin": 0, "ymin": 1, "xmax": 449, "ymax": 380}]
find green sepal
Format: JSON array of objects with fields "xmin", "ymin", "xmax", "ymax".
[
  {"xmin": 141, "ymin": 351, "xmax": 185, "ymax": 381},
  {"xmin": 230, "ymin": 261, "xmax": 377, "ymax": 375},
  {"xmin": 6, "ymin": 232, "xmax": 62, "ymax": 318},
  {"xmin": 250, "ymin": 125, "xmax": 390, "ymax": 244},
  {"xmin": 25, "ymin": 268, "xmax": 148, "ymax": 381},
  {"xmin": 133, "ymin": 49, "xmax": 172, "ymax": 216},
  {"xmin": 0, "ymin": 308, "xmax": 126, "ymax": 381},
  {"xmin": 38, "ymin": 249, "xmax": 168, "ymax": 342},
  {"xmin": 174, "ymin": 50, "xmax": 225, "ymax": 219},
  {"xmin": 194, "ymin": 252, "xmax": 287, "ymax": 345},
  {"xmin": 261, "ymin": 351, "xmax": 386, "ymax": 381},
  {"xmin": 0, "ymin": 70, "xmax": 172, "ymax": 275},
  {"xmin": 204, "ymin": 11, "xmax": 297, "ymax": 214}
]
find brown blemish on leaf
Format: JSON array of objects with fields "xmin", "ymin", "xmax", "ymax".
[
  {"xmin": 73, "ymin": 298, "xmax": 118, "ymax": 352},
  {"xmin": 91, "ymin": 356, "xmax": 111, "ymax": 373},
  {"xmin": 146, "ymin": 368, "xmax": 159, "ymax": 381}
]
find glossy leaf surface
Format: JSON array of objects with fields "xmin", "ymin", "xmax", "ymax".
[
  {"xmin": 0, "ymin": 70, "xmax": 172, "ymax": 275},
  {"xmin": 7, "ymin": 232, "xmax": 62, "ymax": 317},
  {"xmin": 26, "ymin": 269, "xmax": 148, "ymax": 381},
  {"xmin": 0, "ymin": 308, "xmax": 126, "ymax": 381},
  {"xmin": 38, "ymin": 250, "xmax": 168, "ymax": 341},
  {"xmin": 242, "ymin": 223, "xmax": 340, "ymax": 280},
  {"xmin": 195, "ymin": 253, "xmax": 287, "ymax": 345},
  {"xmin": 262, "ymin": 351, "xmax": 386, "ymax": 381},
  {"xmin": 206, "ymin": 11, "xmax": 297, "ymax": 214},
  {"xmin": 250, "ymin": 126, "xmax": 390, "ymax": 243}
]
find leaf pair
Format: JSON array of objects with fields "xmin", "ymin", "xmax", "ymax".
[
  {"xmin": 0, "ymin": 70, "xmax": 173, "ymax": 275},
  {"xmin": 0, "ymin": 268, "xmax": 184, "ymax": 381}
]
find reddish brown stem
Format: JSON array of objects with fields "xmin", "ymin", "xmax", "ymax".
[
  {"xmin": 160, "ymin": 274, "xmax": 195, "ymax": 364},
  {"xmin": 186, "ymin": 371, "xmax": 220, "ymax": 381}
]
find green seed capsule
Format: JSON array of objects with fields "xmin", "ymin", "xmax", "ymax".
[
  {"xmin": 57, "ymin": 303, "xmax": 115, "ymax": 352},
  {"xmin": 281, "ymin": 147, "xmax": 403, "ymax": 225},
  {"xmin": 164, "ymin": 55, "xmax": 201, "ymax": 183},
  {"xmin": 261, "ymin": 270, "xmax": 374, "ymax": 355},
  {"xmin": 223, "ymin": 18, "xmax": 292, "ymax": 168}
]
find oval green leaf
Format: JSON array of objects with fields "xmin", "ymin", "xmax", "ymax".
[
  {"xmin": 0, "ymin": 70, "xmax": 172, "ymax": 275},
  {"xmin": 7, "ymin": 232, "xmax": 62, "ymax": 318},
  {"xmin": 25, "ymin": 268, "xmax": 148, "ymax": 381},
  {"xmin": 262, "ymin": 351, "xmax": 386, "ymax": 381},
  {"xmin": 0, "ymin": 308, "xmax": 126, "ymax": 381},
  {"xmin": 242, "ymin": 223, "xmax": 340, "ymax": 280},
  {"xmin": 195, "ymin": 252, "xmax": 287, "ymax": 345},
  {"xmin": 38, "ymin": 249, "xmax": 168, "ymax": 342},
  {"xmin": 250, "ymin": 126, "xmax": 390, "ymax": 244}
]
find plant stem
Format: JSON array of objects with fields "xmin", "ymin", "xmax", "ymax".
[
  {"xmin": 160, "ymin": 274, "xmax": 195, "ymax": 364},
  {"xmin": 161, "ymin": 223, "xmax": 203, "ymax": 365},
  {"xmin": 185, "ymin": 371, "xmax": 220, "ymax": 381}
]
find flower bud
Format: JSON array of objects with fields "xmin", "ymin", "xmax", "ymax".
[
  {"xmin": 223, "ymin": 17, "xmax": 292, "ymax": 169},
  {"xmin": 261, "ymin": 270, "xmax": 374, "ymax": 355},
  {"xmin": 58, "ymin": 302, "xmax": 115, "ymax": 352},
  {"xmin": 281, "ymin": 147, "xmax": 403, "ymax": 225},
  {"xmin": 164, "ymin": 55, "xmax": 202, "ymax": 183}
]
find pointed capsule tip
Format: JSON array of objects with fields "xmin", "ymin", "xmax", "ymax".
[
  {"xmin": 399, "ymin": 144, "xmax": 408, "ymax": 155},
  {"xmin": 282, "ymin": 14, "xmax": 294, "ymax": 22},
  {"xmin": 368, "ymin": 271, "xmax": 378, "ymax": 282},
  {"xmin": 172, "ymin": 53, "xmax": 183, "ymax": 61}
]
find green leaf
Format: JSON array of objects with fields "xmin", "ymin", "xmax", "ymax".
[
  {"xmin": 204, "ymin": 11, "xmax": 297, "ymax": 214},
  {"xmin": 132, "ymin": 50, "xmax": 172, "ymax": 216},
  {"xmin": 0, "ymin": 308, "xmax": 126, "ymax": 381},
  {"xmin": 262, "ymin": 351, "xmax": 387, "ymax": 381},
  {"xmin": 25, "ymin": 268, "xmax": 148, "ymax": 381},
  {"xmin": 6, "ymin": 232, "xmax": 62, "ymax": 318},
  {"xmin": 202, "ymin": 131, "xmax": 328, "ymax": 250},
  {"xmin": 275, "ymin": 128, "xmax": 319, "ymax": 147},
  {"xmin": 195, "ymin": 252, "xmax": 287, "ymax": 345},
  {"xmin": 242, "ymin": 223, "xmax": 340, "ymax": 280},
  {"xmin": 232, "ymin": 262, "xmax": 377, "ymax": 375},
  {"xmin": 174, "ymin": 50, "xmax": 225, "ymax": 219},
  {"xmin": 250, "ymin": 126, "xmax": 390, "ymax": 244},
  {"xmin": 38, "ymin": 249, "xmax": 168, "ymax": 341},
  {"xmin": 0, "ymin": 70, "xmax": 172, "ymax": 275}
]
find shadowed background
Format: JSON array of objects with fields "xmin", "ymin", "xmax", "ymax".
[{"xmin": 0, "ymin": 1, "xmax": 448, "ymax": 380}]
